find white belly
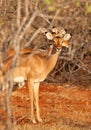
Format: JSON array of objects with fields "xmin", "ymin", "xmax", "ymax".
[
  {"xmin": 14, "ymin": 76, "xmax": 25, "ymax": 83},
  {"xmin": 34, "ymin": 79, "xmax": 45, "ymax": 83},
  {"xmin": 13, "ymin": 76, "xmax": 26, "ymax": 88}
]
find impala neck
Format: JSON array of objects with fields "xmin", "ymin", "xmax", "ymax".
[
  {"xmin": 46, "ymin": 45, "xmax": 61, "ymax": 74},
  {"xmin": 48, "ymin": 44, "xmax": 61, "ymax": 55}
]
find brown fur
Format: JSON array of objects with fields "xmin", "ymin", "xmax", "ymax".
[{"xmin": 0, "ymin": 29, "xmax": 70, "ymax": 123}]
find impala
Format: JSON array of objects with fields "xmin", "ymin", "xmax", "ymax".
[{"xmin": 0, "ymin": 27, "xmax": 71, "ymax": 123}]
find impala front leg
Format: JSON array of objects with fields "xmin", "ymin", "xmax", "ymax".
[
  {"xmin": 33, "ymin": 82, "xmax": 42, "ymax": 122},
  {"xmin": 28, "ymin": 79, "xmax": 36, "ymax": 123}
]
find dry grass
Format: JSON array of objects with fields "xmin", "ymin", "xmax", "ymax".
[
  {"xmin": 0, "ymin": 83, "xmax": 91, "ymax": 130},
  {"xmin": 13, "ymin": 123, "xmax": 91, "ymax": 130}
]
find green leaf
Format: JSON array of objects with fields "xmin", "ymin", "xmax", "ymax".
[
  {"xmin": 86, "ymin": 5, "xmax": 91, "ymax": 13},
  {"xmin": 48, "ymin": 6, "xmax": 56, "ymax": 12},
  {"xmin": 85, "ymin": 2, "xmax": 88, "ymax": 8},
  {"xmin": 45, "ymin": 0, "xmax": 53, "ymax": 5},
  {"xmin": 76, "ymin": 1, "xmax": 81, "ymax": 7}
]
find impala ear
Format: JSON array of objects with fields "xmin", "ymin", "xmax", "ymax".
[
  {"xmin": 46, "ymin": 32, "xmax": 53, "ymax": 40},
  {"xmin": 63, "ymin": 33, "xmax": 71, "ymax": 41},
  {"xmin": 59, "ymin": 29, "xmax": 66, "ymax": 37},
  {"xmin": 52, "ymin": 27, "xmax": 58, "ymax": 34}
]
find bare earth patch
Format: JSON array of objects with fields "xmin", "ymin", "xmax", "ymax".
[{"xmin": 0, "ymin": 83, "xmax": 91, "ymax": 130}]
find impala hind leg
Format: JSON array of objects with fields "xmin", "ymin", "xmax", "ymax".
[
  {"xmin": 33, "ymin": 82, "xmax": 42, "ymax": 122},
  {"xmin": 28, "ymin": 79, "xmax": 36, "ymax": 123}
]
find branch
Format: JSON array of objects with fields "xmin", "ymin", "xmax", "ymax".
[
  {"xmin": 25, "ymin": 27, "xmax": 42, "ymax": 47},
  {"xmin": 25, "ymin": 0, "xmax": 29, "ymax": 16},
  {"xmin": 17, "ymin": 0, "xmax": 21, "ymax": 27}
]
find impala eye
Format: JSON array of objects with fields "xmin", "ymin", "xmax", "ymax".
[{"xmin": 60, "ymin": 40, "xmax": 64, "ymax": 44}]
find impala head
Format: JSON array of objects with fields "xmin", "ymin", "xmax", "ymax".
[{"xmin": 44, "ymin": 27, "xmax": 71, "ymax": 49}]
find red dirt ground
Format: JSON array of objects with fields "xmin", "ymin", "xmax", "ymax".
[{"xmin": 0, "ymin": 83, "xmax": 91, "ymax": 129}]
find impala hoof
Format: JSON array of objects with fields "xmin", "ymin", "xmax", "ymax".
[
  {"xmin": 37, "ymin": 118, "xmax": 43, "ymax": 123},
  {"xmin": 32, "ymin": 119, "xmax": 37, "ymax": 124}
]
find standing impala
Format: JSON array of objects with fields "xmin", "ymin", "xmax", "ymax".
[{"xmin": 0, "ymin": 27, "xmax": 71, "ymax": 123}]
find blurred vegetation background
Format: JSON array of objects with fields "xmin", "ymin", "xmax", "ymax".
[
  {"xmin": 0, "ymin": 0, "xmax": 91, "ymax": 130},
  {"xmin": 0, "ymin": 0, "xmax": 91, "ymax": 85}
]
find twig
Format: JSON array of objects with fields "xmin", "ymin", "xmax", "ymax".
[
  {"xmin": 14, "ymin": 114, "xmax": 29, "ymax": 124},
  {"xmin": 59, "ymin": 56, "xmax": 72, "ymax": 61},
  {"xmin": 39, "ymin": 12, "xmax": 51, "ymax": 24},
  {"xmin": 25, "ymin": 0, "xmax": 29, "ymax": 16},
  {"xmin": 35, "ymin": 0, "xmax": 39, "ymax": 10},
  {"xmin": 14, "ymin": 15, "xmax": 28, "ymax": 42},
  {"xmin": 25, "ymin": 27, "xmax": 42, "ymax": 47},
  {"xmin": 48, "ymin": 9, "xmax": 60, "ymax": 29},
  {"xmin": 17, "ymin": 0, "xmax": 21, "ymax": 27},
  {"xmin": 77, "ymin": 58, "xmax": 91, "ymax": 74},
  {"xmin": 14, "ymin": 10, "xmax": 38, "ymax": 46},
  {"xmin": 13, "ymin": 10, "xmax": 38, "ymax": 57}
]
